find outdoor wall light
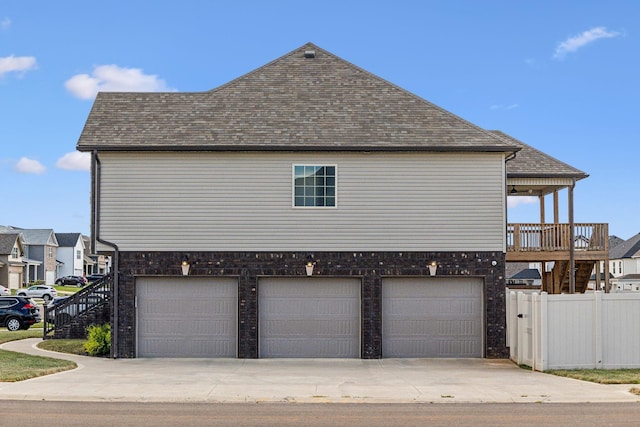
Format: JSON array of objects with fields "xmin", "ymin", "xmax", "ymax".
[
  {"xmin": 181, "ymin": 258, "xmax": 190, "ymax": 276},
  {"xmin": 305, "ymin": 256, "xmax": 316, "ymax": 276},
  {"xmin": 428, "ymin": 261, "xmax": 437, "ymax": 276}
]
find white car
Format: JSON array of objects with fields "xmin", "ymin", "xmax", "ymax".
[
  {"xmin": 16, "ymin": 285, "xmax": 57, "ymax": 302},
  {"xmin": 0, "ymin": 285, "xmax": 10, "ymax": 296}
]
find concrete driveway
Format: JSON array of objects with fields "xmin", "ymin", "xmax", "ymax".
[{"xmin": 0, "ymin": 338, "xmax": 638, "ymax": 403}]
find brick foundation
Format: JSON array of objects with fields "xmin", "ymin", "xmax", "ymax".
[{"xmin": 114, "ymin": 251, "xmax": 508, "ymax": 359}]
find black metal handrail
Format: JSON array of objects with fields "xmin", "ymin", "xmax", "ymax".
[{"xmin": 43, "ymin": 275, "xmax": 111, "ymax": 338}]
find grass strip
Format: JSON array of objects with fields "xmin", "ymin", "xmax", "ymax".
[
  {"xmin": 546, "ymin": 369, "xmax": 640, "ymax": 384},
  {"xmin": 38, "ymin": 339, "xmax": 87, "ymax": 355},
  {"xmin": 0, "ymin": 349, "xmax": 76, "ymax": 382}
]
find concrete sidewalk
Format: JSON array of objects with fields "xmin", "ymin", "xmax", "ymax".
[{"xmin": 0, "ymin": 338, "xmax": 638, "ymax": 404}]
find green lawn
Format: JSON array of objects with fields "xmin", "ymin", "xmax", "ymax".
[
  {"xmin": 38, "ymin": 339, "xmax": 87, "ymax": 355},
  {"xmin": 546, "ymin": 368, "xmax": 640, "ymax": 384},
  {"xmin": 54, "ymin": 285, "xmax": 82, "ymax": 294},
  {"xmin": 0, "ymin": 330, "xmax": 77, "ymax": 382}
]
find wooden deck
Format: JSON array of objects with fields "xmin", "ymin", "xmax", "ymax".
[
  {"xmin": 506, "ymin": 223, "xmax": 608, "ymax": 262},
  {"xmin": 507, "ymin": 223, "xmax": 609, "ymax": 293}
]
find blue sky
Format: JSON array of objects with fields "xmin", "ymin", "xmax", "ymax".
[{"xmin": 1, "ymin": 1, "xmax": 638, "ymax": 239}]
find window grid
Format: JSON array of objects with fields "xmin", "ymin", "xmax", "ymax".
[{"xmin": 293, "ymin": 165, "xmax": 336, "ymax": 208}]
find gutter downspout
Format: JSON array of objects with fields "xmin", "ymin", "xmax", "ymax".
[{"xmin": 93, "ymin": 151, "xmax": 119, "ymax": 358}]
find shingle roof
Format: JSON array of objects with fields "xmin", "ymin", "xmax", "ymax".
[
  {"xmin": 77, "ymin": 42, "xmax": 519, "ymax": 153},
  {"xmin": 610, "ymin": 233, "xmax": 640, "ymax": 259},
  {"xmin": 1, "ymin": 229, "xmax": 58, "ymax": 246},
  {"xmin": 0, "ymin": 233, "xmax": 21, "ymax": 255},
  {"xmin": 491, "ymin": 130, "xmax": 588, "ymax": 180},
  {"xmin": 609, "ymin": 235, "xmax": 625, "ymax": 250},
  {"xmin": 511, "ymin": 268, "xmax": 542, "ymax": 280},
  {"xmin": 617, "ymin": 274, "xmax": 640, "ymax": 280},
  {"xmin": 55, "ymin": 233, "xmax": 82, "ymax": 248}
]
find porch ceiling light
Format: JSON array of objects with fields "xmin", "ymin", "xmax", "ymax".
[{"xmin": 510, "ymin": 185, "xmax": 517, "ymax": 194}]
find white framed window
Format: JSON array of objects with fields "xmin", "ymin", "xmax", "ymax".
[
  {"xmin": 292, "ymin": 165, "xmax": 337, "ymax": 208},
  {"xmin": 76, "ymin": 250, "xmax": 82, "ymax": 260},
  {"xmin": 11, "ymin": 247, "xmax": 19, "ymax": 259}
]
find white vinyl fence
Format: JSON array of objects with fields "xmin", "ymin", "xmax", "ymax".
[{"xmin": 507, "ymin": 290, "xmax": 640, "ymax": 371}]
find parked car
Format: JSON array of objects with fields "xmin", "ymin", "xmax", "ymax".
[
  {"xmin": 0, "ymin": 285, "xmax": 10, "ymax": 296},
  {"xmin": 16, "ymin": 285, "xmax": 58, "ymax": 302},
  {"xmin": 55, "ymin": 276, "xmax": 87, "ymax": 287},
  {"xmin": 47, "ymin": 294, "xmax": 105, "ymax": 324},
  {"xmin": 0, "ymin": 296, "xmax": 41, "ymax": 331},
  {"xmin": 86, "ymin": 274, "xmax": 106, "ymax": 284}
]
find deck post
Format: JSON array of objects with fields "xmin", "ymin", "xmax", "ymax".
[{"xmin": 568, "ymin": 180, "xmax": 575, "ymax": 294}]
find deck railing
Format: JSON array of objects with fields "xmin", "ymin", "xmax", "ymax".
[{"xmin": 507, "ymin": 223, "xmax": 608, "ymax": 253}]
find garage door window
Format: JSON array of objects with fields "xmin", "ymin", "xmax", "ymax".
[{"xmin": 293, "ymin": 165, "xmax": 336, "ymax": 208}]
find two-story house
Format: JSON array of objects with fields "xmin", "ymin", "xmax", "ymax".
[
  {"xmin": 0, "ymin": 233, "xmax": 25, "ymax": 289},
  {"xmin": 55, "ymin": 233, "xmax": 85, "ymax": 278},
  {"xmin": 0, "ymin": 228, "xmax": 59, "ymax": 285},
  {"xmin": 77, "ymin": 43, "xmax": 607, "ymax": 359},
  {"xmin": 607, "ymin": 233, "xmax": 640, "ymax": 291},
  {"xmin": 82, "ymin": 235, "xmax": 109, "ymax": 276}
]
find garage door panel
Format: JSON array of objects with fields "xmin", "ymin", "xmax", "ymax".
[
  {"xmin": 383, "ymin": 278, "xmax": 483, "ymax": 358},
  {"xmin": 261, "ymin": 319, "xmax": 358, "ymax": 336},
  {"xmin": 262, "ymin": 298, "xmax": 357, "ymax": 316},
  {"xmin": 259, "ymin": 278, "xmax": 360, "ymax": 358},
  {"xmin": 137, "ymin": 277, "xmax": 238, "ymax": 358},
  {"xmin": 261, "ymin": 338, "xmax": 356, "ymax": 358},
  {"xmin": 140, "ymin": 338, "xmax": 236, "ymax": 358}
]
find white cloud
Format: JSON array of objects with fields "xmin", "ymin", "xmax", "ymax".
[
  {"xmin": 554, "ymin": 27, "xmax": 621, "ymax": 59},
  {"xmin": 15, "ymin": 157, "xmax": 46, "ymax": 174},
  {"xmin": 65, "ymin": 64, "xmax": 173, "ymax": 100},
  {"xmin": 56, "ymin": 151, "xmax": 90, "ymax": 171},
  {"xmin": 507, "ymin": 196, "xmax": 537, "ymax": 208},
  {"xmin": 1, "ymin": 17, "xmax": 10, "ymax": 30},
  {"xmin": 0, "ymin": 55, "xmax": 37, "ymax": 77}
]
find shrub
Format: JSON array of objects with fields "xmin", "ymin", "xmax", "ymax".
[{"xmin": 84, "ymin": 323, "xmax": 111, "ymax": 356}]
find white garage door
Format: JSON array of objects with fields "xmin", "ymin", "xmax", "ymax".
[
  {"xmin": 9, "ymin": 273, "xmax": 20, "ymax": 289},
  {"xmin": 383, "ymin": 278, "xmax": 483, "ymax": 358},
  {"xmin": 137, "ymin": 277, "xmax": 237, "ymax": 357},
  {"xmin": 259, "ymin": 278, "xmax": 361, "ymax": 358}
]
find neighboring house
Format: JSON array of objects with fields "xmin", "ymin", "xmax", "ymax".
[
  {"xmin": 507, "ymin": 268, "xmax": 542, "ymax": 288},
  {"xmin": 614, "ymin": 274, "xmax": 640, "ymax": 292},
  {"xmin": 0, "ymin": 233, "xmax": 25, "ymax": 289},
  {"xmin": 587, "ymin": 272, "xmax": 615, "ymax": 291},
  {"xmin": 608, "ymin": 232, "xmax": 640, "ymax": 278},
  {"xmin": 77, "ymin": 43, "xmax": 601, "ymax": 359},
  {"xmin": 55, "ymin": 233, "xmax": 85, "ymax": 278},
  {"xmin": 82, "ymin": 235, "xmax": 110, "ymax": 276},
  {"xmin": 602, "ymin": 233, "xmax": 640, "ymax": 292},
  {"xmin": 0, "ymin": 227, "xmax": 59, "ymax": 285}
]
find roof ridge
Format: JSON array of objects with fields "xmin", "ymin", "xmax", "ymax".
[
  {"xmin": 205, "ymin": 42, "xmax": 318, "ymax": 96},
  {"xmin": 203, "ymin": 42, "xmax": 519, "ymax": 151}
]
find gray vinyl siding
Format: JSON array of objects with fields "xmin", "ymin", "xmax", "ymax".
[{"xmin": 97, "ymin": 151, "xmax": 506, "ymax": 252}]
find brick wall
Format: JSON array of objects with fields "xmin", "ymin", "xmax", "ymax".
[{"xmin": 115, "ymin": 251, "xmax": 508, "ymax": 359}]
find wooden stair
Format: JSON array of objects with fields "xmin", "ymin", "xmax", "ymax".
[{"xmin": 543, "ymin": 260, "xmax": 595, "ymax": 294}]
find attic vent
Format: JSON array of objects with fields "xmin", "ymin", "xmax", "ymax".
[{"xmin": 304, "ymin": 50, "xmax": 316, "ymax": 59}]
